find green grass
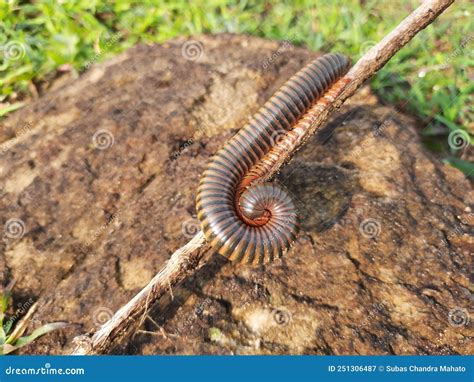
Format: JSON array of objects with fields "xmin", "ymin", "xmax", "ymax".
[
  {"xmin": 1, "ymin": 0, "xmax": 472, "ymax": 175},
  {"xmin": 1, "ymin": 282, "xmax": 68, "ymax": 355}
]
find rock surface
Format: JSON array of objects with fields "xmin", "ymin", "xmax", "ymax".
[{"xmin": 0, "ymin": 34, "xmax": 472, "ymax": 355}]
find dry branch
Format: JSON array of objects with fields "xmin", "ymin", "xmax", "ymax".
[{"xmin": 71, "ymin": 0, "xmax": 455, "ymax": 355}]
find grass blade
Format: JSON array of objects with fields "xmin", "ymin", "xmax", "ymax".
[{"xmin": 13, "ymin": 322, "xmax": 69, "ymax": 348}]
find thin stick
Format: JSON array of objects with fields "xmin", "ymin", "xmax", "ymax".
[
  {"xmin": 72, "ymin": 232, "xmax": 207, "ymax": 354},
  {"xmin": 71, "ymin": 0, "xmax": 454, "ymax": 355}
]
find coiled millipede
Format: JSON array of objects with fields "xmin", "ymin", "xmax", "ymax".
[{"xmin": 196, "ymin": 53, "xmax": 351, "ymax": 265}]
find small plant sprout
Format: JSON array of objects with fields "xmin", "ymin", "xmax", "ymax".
[{"xmin": 0, "ymin": 281, "xmax": 69, "ymax": 355}]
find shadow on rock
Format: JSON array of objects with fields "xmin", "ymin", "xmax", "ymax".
[{"xmin": 278, "ymin": 162, "xmax": 358, "ymax": 233}]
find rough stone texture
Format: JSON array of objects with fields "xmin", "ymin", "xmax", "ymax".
[{"xmin": 0, "ymin": 34, "xmax": 472, "ymax": 355}]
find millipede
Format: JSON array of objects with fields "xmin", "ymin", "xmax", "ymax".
[{"xmin": 196, "ymin": 53, "xmax": 351, "ymax": 265}]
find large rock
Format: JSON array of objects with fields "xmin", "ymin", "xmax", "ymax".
[{"xmin": 0, "ymin": 34, "xmax": 471, "ymax": 355}]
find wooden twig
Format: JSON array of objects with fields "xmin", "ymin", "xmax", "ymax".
[
  {"xmin": 72, "ymin": 232, "xmax": 208, "ymax": 354},
  {"xmin": 71, "ymin": 0, "xmax": 454, "ymax": 355}
]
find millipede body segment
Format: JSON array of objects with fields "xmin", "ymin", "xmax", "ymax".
[{"xmin": 196, "ymin": 53, "xmax": 351, "ymax": 265}]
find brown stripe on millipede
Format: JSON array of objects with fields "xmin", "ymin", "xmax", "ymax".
[{"xmin": 196, "ymin": 53, "xmax": 351, "ymax": 265}]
